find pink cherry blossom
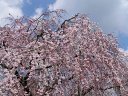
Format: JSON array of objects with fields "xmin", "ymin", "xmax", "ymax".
[{"xmin": 0, "ymin": 10, "xmax": 128, "ymax": 96}]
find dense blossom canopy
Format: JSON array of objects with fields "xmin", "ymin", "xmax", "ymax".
[{"xmin": 0, "ymin": 10, "xmax": 128, "ymax": 96}]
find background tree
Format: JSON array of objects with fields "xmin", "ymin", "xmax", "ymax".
[{"xmin": 0, "ymin": 9, "xmax": 128, "ymax": 96}]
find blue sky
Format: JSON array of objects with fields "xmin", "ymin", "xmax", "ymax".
[
  {"xmin": 0, "ymin": 0, "xmax": 128, "ymax": 50},
  {"xmin": 22, "ymin": 0, "xmax": 55, "ymax": 16}
]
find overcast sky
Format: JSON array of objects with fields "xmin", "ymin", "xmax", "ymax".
[{"xmin": 0, "ymin": 0, "xmax": 128, "ymax": 50}]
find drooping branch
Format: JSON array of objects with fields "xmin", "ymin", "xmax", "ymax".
[{"xmin": 56, "ymin": 13, "xmax": 79, "ymax": 32}]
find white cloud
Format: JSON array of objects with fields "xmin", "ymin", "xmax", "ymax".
[
  {"xmin": 119, "ymin": 48, "xmax": 128, "ymax": 54},
  {"xmin": 119, "ymin": 48, "xmax": 128, "ymax": 67},
  {"xmin": 0, "ymin": 0, "xmax": 24, "ymax": 26},
  {"xmin": 32, "ymin": 8, "xmax": 43, "ymax": 19},
  {"xmin": 119, "ymin": 48, "xmax": 128, "ymax": 64},
  {"xmin": 49, "ymin": 0, "xmax": 128, "ymax": 35}
]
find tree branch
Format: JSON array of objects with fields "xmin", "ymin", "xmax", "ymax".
[{"xmin": 56, "ymin": 13, "xmax": 79, "ymax": 32}]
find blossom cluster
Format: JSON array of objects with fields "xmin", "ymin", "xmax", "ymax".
[{"xmin": 0, "ymin": 10, "xmax": 128, "ymax": 96}]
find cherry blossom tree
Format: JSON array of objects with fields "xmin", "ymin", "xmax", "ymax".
[{"xmin": 0, "ymin": 10, "xmax": 128, "ymax": 96}]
